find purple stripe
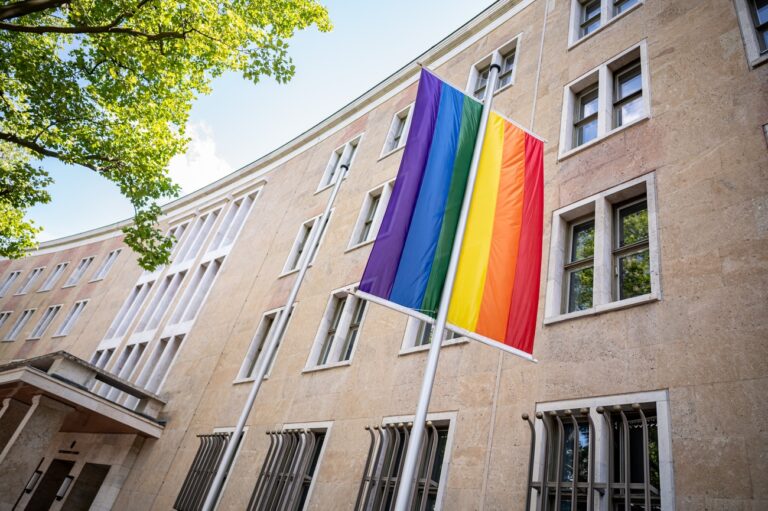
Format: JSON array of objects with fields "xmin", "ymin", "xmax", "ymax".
[{"xmin": 359, "ymin": 69, "xmax": 442, "ymax": 298}]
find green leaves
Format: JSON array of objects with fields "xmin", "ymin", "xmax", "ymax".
[{"xmin": 0, "ymin": 0, "xmax": 331, "ymax": 269}]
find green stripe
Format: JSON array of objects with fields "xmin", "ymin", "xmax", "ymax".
[{"xmin": 420, "ymin": 96, "xmax": 482, "ymax": 317}]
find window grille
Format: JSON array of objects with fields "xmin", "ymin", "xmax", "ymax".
[
  {"xmin": 174, "ymin": 432, "xmax": 233, "ymax": 511},
  {"xmin": 247, "ymin": 429, "xmax": 326, "ymax": 511},
  {"xmin": 523, "ymin": 403, "xmax": 660, "ymax": 511},
  {"xmin": 355, "ymin": 421, "xmax": 447, "ymax": 511}
]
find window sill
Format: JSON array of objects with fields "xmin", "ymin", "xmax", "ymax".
[
  {"xmin": 558, "ymin": 115, "xmax": 649, "ymax": 161},
  {"xmin": 543, "ymin": 292, "xmax": 659, "ymax": 325},
  {"xmin": 2, "ymin": 339, "xmax": 16, "ymax": 343},
  {"xmin": 493, "ymin": 82, "xmax": 514, "ymax": 97},
  {"xmin": 88, "ymin": 278, "xmax": 104, "ymax": 283},
  {"xmin": 61, "ymin": 284, "xmax": 76, "ymax": 289},
  {"xmin": 749, "ymin": 52, "xmax": 768, "ymax": 69},
  {"xmin": 278, "ymin": 262, "xmax": 315, "ymax": 279},
  {"xmin": 398, "ymin": 337, "xmax": 468, "ymax": 356},
  {"xmin": 51, "ymin": 334, "xmax": 67, "ymax": 339},
  {"xmin": 314, "ymin": 176, "xmax": 347, "ymax": 196},
  {"xmin": 26, "ymin": 337, "xmax": 40, "ymax": 341},
  {"xmin": 302, "ymin": 360, "xmax": 352, "ymax": 374},
  {"xmin": 567, "ymin": 1, "xmax": 643, "ymax": 51},
  {"xmin": 232, "ymin": 375, "xmax": 269, "ymax": 385},
  {"xmin": 378, "ymin": 144, "xmax": 405, "ymax": 162},
  {"xmin": 345, "ymin": 239, "xmax": 375, "ymax": 253}
]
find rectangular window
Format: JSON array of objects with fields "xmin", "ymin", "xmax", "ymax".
[
  {"xmin": 101, "ymin": 341, "xmax": 147, "ymax": 400},
  {"xmin": 90, "ymin": 348, "xmax": 115, "ymax": 370},
  {"xmin": 308, "ymin": 287, "xmax": 366, "ymax": 369},
  {"xmin": 355, "ymin": 419, "xmax": 451, "ymax": 510},
  {"xmin": 63, "ymin": 256, "xmax": 94, "ymax": 287},
  {"xmin": 133, "ymin": 334, "xmax": 185, "ymax": 395},
  {"xmin": 569, "ymin": 0, "xmax": 643, "ymax": 45},
  {"xmin": 91, "ymin": 249, "xmax": 121, "ymax": 281},
  {"xmin": 401, "ymin": 317, "xmax": 464, "ymax": 353},
  {"xmin": 318, "ymin": 136, "xmax": 361, "ymax": 190},
  {"xmin": 350, "ymin": 182, "xmax": 394, "ymax": 247},
  {"xmin": 580, "ymin": 0, "xmax": 601, "ymax": 37},
  {"xmin": 0, "ymin": 311, "xmax": 12, "ymax": 331},
  {"xmin": 560, "ymin": 42, "xmax": 649, "ymax": 156},
  {"xmin": 614, "ymin": 0, "xmax": 640, "ymax": 15},
  {"xmin": 382, "ymin": 106, "xmax": 413, "ymax": 155},
  {"xmin": 174, "ymin": 432, "xmax": 240, "ymax": 511},
  {"xmin": 0, "ymin": 271, "xmax": 21, "ymax": 297},
  {"xmin": 544, "ymin": 173, "xmax": 659, "ymax": 323},
  {"xmin": 247, "ymin": 427, "xmax": 327, "ymax": 511},
  {"xmin": 5, "ymin": 308, "xmax": 35, "ymax": 341},
  {"xmin": 54, "ymin": 300, "xmax": 88, "ymax": 337},
  {"xmin": 16, "ymin": 267, "xmax": 45, "ymax": 295},
  {"xmin": 525, "ymin": 390, "xmax": 672, "ymax": 511},
  {"xmin": 467, "ymin": 37, "xmax": 519, "ymax": 100},
  {"xmin": 169, "ymin": 258, "xmax": 222, "ymax": 325},
  {"xmin": 283, "ymin": 214, "xmax": 329, "ymax": 273},
  {"xmin": 104, "ymin": 281, "xmax": 154, "ymax": 339},
  {"xmin": 38, "ymin": 263, "xmax": 68, "ymax": 292},
  {"xmin": 415, "ymin": 321, "xmax": 459, "ymax": 347},
  {"xmin": 238, "ymin": 307, "xmax": 293, "ymax": 381},
  {"xmin": 175, "ymin": 210, "xmax": 220, "ymax": 264},
  {"xmin": 28, "ymin": 305, "xmax": 62, "ymax": 339},
  {"xmin": 752, "ymin": 0, "xmax": 768, "ymax": 51},
  {"xmin": 135, "ymin": 271, "xmax": 187, "ymax": 332},
  {"xmin": 209, "ymin": 191, "xmax": 259, "ymax": 252}
]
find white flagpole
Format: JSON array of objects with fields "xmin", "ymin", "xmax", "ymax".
[
  {"xmin": 393, "ymin": 62, "xmax": 502, "ymax": 511},
  {"xmin": 201, "ymin": 163, "xmax": 349, "ymax": 511}
]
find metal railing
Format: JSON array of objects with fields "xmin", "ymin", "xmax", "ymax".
[{"xmin": 174, "ymin": 433, "xmax": 232, "ymax": 511}]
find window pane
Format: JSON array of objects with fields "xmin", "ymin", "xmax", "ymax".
[
  {"xmin": 561, "ymin": 421, "xmax": 590, "ymax": 483},
  {"xmin": 614, "ymin": 0, "xmax": 639, "ymax": 15},
  {"xmin": 618, "ymin": 200, "xmax": 648, "ymax": 246},
  {"xmin": 616, "ymin": 66, "xmax": 642, "ymax": 101},
  {"xmin": 570, "ymin": 220, "xmax": 595, "ymax": 262},
  {"xmin": 568, "ymin": 267, "xmax": 593, "ymax": 312},
  {"xmin": 619, "ymin": 249, "xmax": 651, "ymax": 299},
  {"xmin": 576, "ymin": 120, "xmax": 598, "ymax": 146},
  {"xmin": 755, "ymin": 0, "xmax": 768, "ymax": 24},
  {"xmin": 616, "ymin": 95, "xmax": 644, "ymax": 126},
  {"xmin": 578, "ymin": 89, "xmax": 599, "ymax": 120}
]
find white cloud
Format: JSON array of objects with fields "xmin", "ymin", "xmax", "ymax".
[{"xmin": 168, "ymin": 122, "xmax": 232, "ymax": 195}]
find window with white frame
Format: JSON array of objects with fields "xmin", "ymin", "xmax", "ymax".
[
  {"xmin": 0, "ymin": 270, "xmax": 21, "ymax": 297},
  {"xmin": 104, "ymin": 281, "xmax": 154, "ymax": 339},
  {"xmin": 355, "ymin": 415, "xmax": 453, "ymax": 511},
  {"xmin": 349, "ymin": 181, "xmax": 394, "ymax": 247},
  {"xmin": 524, "ymin": 390, "xmax": 673, "ymax": 511},
  {"xmin": 734, "ymin": 0, "xmax": 768, "ymax": 67},
  {"xmin": 5, "ymin": 308, "xmax": 35, "ymax": 341},
  {"xmin": 63, "ymin": 256, "xmax": 94, "ymax": 287},
  {"xmin": 318, "ymin": 136, "xmax": 361, "ymax": 190},
  {"xmin": 382, "ymin": 105, "xmax": 413, "ymax": 155},
  {"xmin": 544, "ymin": 173, "xmax": 659, "ymax": 323},
  {"xmin": 90, "ymin": 249, "xmax": 121, "ymax": 281},
  {"xmin": 100, "ymin": 341, "xmax": 147, "ymax": 400},
  {"xmin": 0, "ymin": 311, "xmax": 12, "ymax": 331},
  {"xmin": 208, "ymin": 191, "xmax": 259, "ymax": 253},
  {"xmin": 38, "ymin": 262, "xmax": 68, "ymax": 292},
  {"xmin": 467, "ymin": 38, "xmax": 519, "ymax": 100},
  {"xmin": 237, "ymin": 306, "xmax": 294, "ymax": 382},
  {"xmin": 135, "ymin": 270, "xmax": 187, "ymax": 333},
  {"xmin": 54, "ymin": 300, "xmax": 88, "ymax": 337},
  {"xmin": 569, "ymin": 0, "xmax": 642, "ymax": 45},
  {"xmin": 16, "ymin": 267, "xmax": 45, "ymax": 295},
  {"xmin": 28, "ymin": 305, "xmax": 61, "ymax": 339},
  {"xmin": 174, "ymin": 209, "xmax": 220, "ymax": 264},
  {"xmin": 283, "ymin": 214, "xmax": 329, "ymax": 274},
  {"xmin": 168, "ymin": 257, "xmax": 223, "ymax": 326},
  {"xmin": 560, "ymin": 43, "xmax": 649, "ymax": 156},
  {"xmin": 90, "ymin": 348, "xmax": 115, "ymax": 370},
  {"xmin": 132, "ymin": 334, "xmax": 185, "ymax": 395},
  {"xmin": 247, "ymin": 424, "xmax": 328, "ymax": 511},
  {"xmin": 401, "ymin": 317, "xmax": 461, "ymax": 352},
  {"xmin": 308, "ymin": 287, "xmax": 366, "ymax": 369}
]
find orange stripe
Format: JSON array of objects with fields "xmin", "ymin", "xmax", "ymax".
[{"xmin": 475, "ymin": 123, "xmax": 527, "ymax": 340}]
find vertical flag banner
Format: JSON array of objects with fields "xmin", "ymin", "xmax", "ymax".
[{"xmin": 359, "ymin": 69, "xmax": 544, "ymax": 356}]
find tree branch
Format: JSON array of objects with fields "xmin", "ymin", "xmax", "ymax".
[
  {"xmin": 0, "ymin": 0, "xmax": 69, "ymax": 21},
  {"xmin": 0, "ymin": 21, "xmax": 189, "ymax": 40},
  {"xmin": 0, "ymin": 130, "xmax": 100, "ymax": 172}
]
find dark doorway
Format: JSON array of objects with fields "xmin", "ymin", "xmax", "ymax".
[{"xmin": 24, "ymin": 459, "xmax": 75, "ymax": 511}]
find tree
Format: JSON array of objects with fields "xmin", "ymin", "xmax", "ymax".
[{"xmin": 0, "ymin": 0, "xmax": 331, "ymax": 268}]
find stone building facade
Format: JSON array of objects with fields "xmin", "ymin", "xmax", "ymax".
[{"xmin": 0, "ymin": 0, "xmax": 766, "ymax": 509}]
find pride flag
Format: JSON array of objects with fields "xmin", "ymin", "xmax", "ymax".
[{"xmin": 359, "ymin": 69, "xmax": 544, "ymax": 356}]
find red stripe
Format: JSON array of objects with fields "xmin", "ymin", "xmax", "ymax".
[{"xmin": 504, "ymin": 134, "xmax": 544, "ymax": 354}]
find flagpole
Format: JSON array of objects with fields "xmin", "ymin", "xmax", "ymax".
[
  {"xmin": 393, "ymin": 62, "xmax": 502, "ymax": 511},
  {"xmin": 201, "ymin": 164, "xmax": 349, "ymax": 511}
]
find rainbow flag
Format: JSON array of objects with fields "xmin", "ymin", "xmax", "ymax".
[{"xmin": 359, "ymin": 69, "xmax": 543, "ymax": 357}]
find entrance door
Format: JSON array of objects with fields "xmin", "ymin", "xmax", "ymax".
[{"xmin": 24, "ymin": 459, "xmax": 75, "ymax": 511}]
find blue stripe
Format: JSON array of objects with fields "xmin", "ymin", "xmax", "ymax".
[{"xmin": 389, "ymin": 85, "xmax": 465, "ymax": 309}]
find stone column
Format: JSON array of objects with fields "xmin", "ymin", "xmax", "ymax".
[{"xmin": 0, "ymin": 395, "xmax": 74, "ymax": 511}]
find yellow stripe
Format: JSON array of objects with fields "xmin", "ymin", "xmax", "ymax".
[{"xmin": 447, "ymin": 113, "xmax": 504, "ymax": 330}]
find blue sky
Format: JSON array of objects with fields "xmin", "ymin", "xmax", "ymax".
[{"xmin": 29, "ymin": 0, "xmax": 496, "ymax": 241}]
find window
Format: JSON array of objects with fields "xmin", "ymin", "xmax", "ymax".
[
  {"xmin": 524, "ymin": 390, "xmax": 673, "ymax": 511},
  {"xmin": 544, "ymin": 173, "xmax": 659, "ymax": 324},
  {"xmin": 28, "ymin": 305, "xmax": 61, "ymax": 339},
  {"xmin": 569, "ymin": 0, "xmax": 642, "ymax": 45},
  {"xmin": 135, "ymin": 271, "xmax": 187, "ymax": 332},
  {"xmin": 355, "ymin": 415, "xmax": 453, "ymax": 511},
  {"xmin": 283, "ymin": 214, "xmax": 329, "ymax": 274},
  {"xmin": 174, "ymin": 210, "xmax": 220, "ymax": 264},
  {"xmin": 467, "ymin": 38, "xmax": 519, "ymax": 100},
  {"xmin": 349, "ymin": 181, "xmax": 394, "ymax": 247},
  {"xmin": 735, "ymin": 0, "xmax": 768, "ymax": 67},
  {"xmin": 90, "ymin": 249, "xmax": 121, "ymax": 281},
  {"xmin": 54, "ymin": 300, "xmax": 88, "ymax": 337},
  {"xmin": 169, "ymin": 258, "xmax": 223, "ymax": 325},
  {"xmin": 38, "ymin": 263, "xmax": 68, "ymax": 292},
  {"xmin": 5, "ymin": 308, "xmax": 35, "ymax": 341},
  {"xmin": 16, "ymin": 267, "xmax": 45, "ymax": 295},
  {"xmin": 247, "ymin": 425, "xmax": 328, "ymax": 511},
  {"xmin": 237, "ymin": 307, "xmax": 293, "ymax": 382},
  {"xmin": 560, "ymin": 43, "xmax": 649, "ymax": 156},
  {"xmin": 382, "ymin": 106, "xmax": 413, "ymax": 155},
  {"xmin": 307, "ymin": 287, "xmax": 367, "ymax": 369},
  {"xmin": 104, "ymin": 281, "xmax": 154, "ymax": 339},
  {"xmin": 401, "ymin": 317, "xmax": 463, "ymax": 353},
  {"xmin": 318, "ymin": 136, "xmax": 361, "ymax": 190},
  {"xmin": 133, "ymin": 334, "xmax": 185, "ymax": 395},
  {"xmin": 0, "ymin": 270, "xmax": 21, "ymax": 297},
  {"xmin": 0, "ymin": 311, "xmax": 12, "ymax": 331},
  {"xmin": 174, "ymin": 432, "xmax": 241, "ymax": 511},
  {"xmin": 90, "ymin": 348, "xmax": 115, "ymax": 370},
  {"xmin": 100, "ymin": 341, "xmax": 147, "ymax": 400},
  {"xmin": 63, "ymin": 256, "xmax": 94, "ymax": 287},
  {"xmin": 208, "ymin": 191, "xmax": 259, "ymax": 253}
]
